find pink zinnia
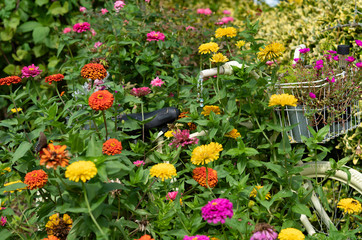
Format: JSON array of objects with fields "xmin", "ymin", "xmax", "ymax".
[
  {"xmin": 293, "ymin": 58, "xmax": 300, "ymax": 63},
  {"xmin": 94, "ymin": 41, "xmax": 103, "ymax": 48},
  {"xmin": 79, "ymin": 6, "xmax": 86, "ymax": 12},
  {"xmin": 150, "ymin": 76, "xmax": 165, "ymax": 87},
  {"xmin": 91, "ymin": 29, "xmax": 97, "ymax": 36},
  {"xmin": 315, "ymin": 59, "xmax": 324, "ymax": 65},
  {"xmin": 186, "ymin": 26, "xmax": 195, "ymax": 31},
  {"xmin": 146, "ymin": 31, "xmax": 165, "ymax": 42},
  {"xmin": 63, "ymin": 27, "xmax": 72, "ymax": 34},
  {"xmin": 356, "ymin": 39, "xmax": 362, "ymax": 47},
  {"xmin": 166, "ymin": 191, "xmax": 181, "ymax": 201},
  {"xmin": 309, "ymin": 92, "xmax": 316, "ymax": 99},
  {"xmin": 345, "ymin": 56, "xmax": 355, "ymax": 62},
  {"xmin": 133, "ymin": 160, "xmax": 145, "ymax": 167},
  {"xmin": 183, "ymin": 236, "xmax": 209, "ymax": 240},
  {"xmin": 21, "ymin": 64, "xmax": 42, "ymax": 78},
  {"xmin": 356, "ymin": 62, "xmax": 362, "ymax": 68},
  {"xmin": 203, "ymin": 8, "xmax": 212, "ymax": 15},
  {"xmin": 73, "ymin": 22, "xmax": 90, "ymax": 33},
  {"xmin": 266, "ymin": 61, "xmax": 274, "ymax": 66},
  {"xmin": 201, "ymin": 198, "xmax": 233, "ymax": 224},
  {"xmin": 197, "ymin": 9, "xmax": 205, "ymax": 14},
  {"xmin": 223, "ymin": 10, "xmax": 231, "ymax": 15},
  {"xmin": 169, "ymin": 130, "xmax": 199, "ymax": 148},
  {"xmin": 299, "ymin": 48, "xmax": 310, "ymax": 54},
  {"xmin": 114, "ymin": 0, "xmax": 125, "ymax": 12},
  {"xmin": 333, "ymin": 55, "xmax": 339, "ymax": 61},
  {"xmin": 101, "ymin": 8, "xmax": 109, "ymax": 14},
  {"xmin": 221, "ymin": 16, "xmax": 234, "ymax": 24},
  {"xmin": 130, "ymin": 87, "xmax": 151, "ymax": 97},
  {"xmin": 0, "ymin": 216, "xmax": 6, "ymax": 226},
  {"xmin": 250, "ymin": 223, "xmax": 278, "ymax": 240},
  {"xmin": 327, "ymin": 50, "xmax": 337, "ymax": 54}
]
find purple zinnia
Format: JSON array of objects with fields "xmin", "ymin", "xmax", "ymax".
[
  {"xmin": 299, "ymin": 48, "xmax": 310, "ymax": 54},
  {"xmin": 169, "ymin": 129, "xmax": 199, "ymax": 148},
  {"xmin": 333, "ymin": 55, "xmax": 339, "ymax": 61},
  {"xmin": 309, "ymin": 92, "xmax": 316, "ymax": 99},
  {"xmin": 183, "ymin": 236, "xmax": 209, "ymax": 240},
  {"xmin": 201, "ymin": 198, "xmax": 233, "ymax": 224},
  {"xmin": 130, "ymin": 87, "xmax": 151, "ymax": 97},
  {"xmin": 133, "ymin": 160, "xmax": 145, "ymax": 167},
  {"xmin": 327, "ymin": 50, "xmax": 337, "ymax": 54},
  {"xmin": 250, "ymin": 223, "xmax": 278, "ymax": 240},
  {"xmin": 356, "ymin": 40, "xmax": 362, "ymax": 47},
  {"xmin": 316, "ymin": 59, "xmax": 324, "ymax": 65},
  {"xmin": 345, "ymin": 56, "xmax": 355, "ymax": 62},
  {"xmin": 357, "ymin": 62, "xmax": 362, "ymax": 68},
  {"xmin": 21, "ymin": 64, "xmax": 42, "ymax": 78}
]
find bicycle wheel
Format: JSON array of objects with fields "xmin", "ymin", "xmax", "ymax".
[{"xmin": 299, "ymin": 161, "xmax": 362, "ymax": 237}]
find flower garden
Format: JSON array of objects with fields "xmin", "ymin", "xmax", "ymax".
[{"xmin": 0, "ymin": 0, "xmax": 362, "ymax": 239}]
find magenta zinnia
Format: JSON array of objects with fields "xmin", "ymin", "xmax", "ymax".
[
  {"xmin": 250, "ymin": 223, "xmax": 278, "ymax": 240},
  {"xmin": 169, "ymin": 130, "xmax": 199, "ymax": 148},
  {"xmin": 73, "ymin": 22, "xmax": 90, "ymax": 33},
  {"xmin": 146, "ymin": 31, "xmax": 165, "ymax": 42},
  {"xmin": 21, "ymin": 64, "xmax": 42, "ymax": 78},
  {"xmin": 183, "ymin": 236, "xmax": 209, "ymax": 240},
  {"xmin": 201, "ymin": 198, "xmax": 233, "ymax": 224}
]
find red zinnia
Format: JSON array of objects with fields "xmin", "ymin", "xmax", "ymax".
[
  {"xmin": 24, "ymin": 169, "xmax": 48, "ymax": 190},
  {"xmin": 193, "ymin": 167, "xmax": 218, "ymax": 188},
  {"xmin": 103, "ymin": 138, "xmax": 122, "ymax": 155},
  {"xmin": 88, "ymin": 90, "xmax": 114, "ymax": 111},
  {"xmin": 81, "ymin": 63, "xmax": 107, "ymax": 80},
  {"xmin": 0, "ymin": 76, "xmax": 21, "ymax": 86},
  {"xmin": 45, "ymin": 74, "xmax": 65, "ymax": 85}
]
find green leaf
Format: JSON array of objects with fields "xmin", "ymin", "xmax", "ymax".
[
  {"xmin": 86, "ymin": 135, "xmax": 103, "ymax": 157},
  {"xmin": 0, "ymin": 27, "xmax": 14, "ymax": 41},
  {"xmin": 261, "ymin": 162, "xmax": 285, "ymax": 176},
  {"xmin": 244, "ymin": 147, "xmax": 259, "ymax": 156},
  {"xmin": 48, "ymin": 1, "xmax": 69, "ymax": 15},
  {"xmin": 12, "ymin": 142, "xmax": 33, "ymax": 163},
  {"xmin": 292, "ymin": 203, "xmax": 312, "ymax": 217},
  {"xmin": 32, "ymin": 26, "xmax": 50, "ymax": 44},
  {"xmin": 18, "ymin": 21, "xmax": 42, "ymax": 33},
  {"xmin": 0, "ymin": 182, "xmax": 27, "ymax": 193},
  {"xmin": 3, "ymin": 64, "xmax": 21, "ymax": 76},
  {"xmin": 0, "ymin": 228, "xmax": 13, "ymax": 239},
  {"xmin": 35, "ymin": 0, "xmax": 49, "ymax": 6}
]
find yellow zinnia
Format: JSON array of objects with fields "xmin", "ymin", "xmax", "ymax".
[
  {"xmin": 191, "ymin": 142, "xmax": 223, "ymax": 165},
  {"xmin": 164, "ymin": 130, "xmax": 175, "ymax": 138},
  {"xmin": 201, "ymin": 105, "xmax": 221, "ymax": 116},
  {"xmin": 278, "ymin": 228, "xmax": 305, "ymax": 240},
  {"xmin": 215, "ymin": 27, "xmax": 237, "ymax": 38},
  {"xmin": 210, "ymin": 53, "xmax": 229, "ymax": 63},
  {"xmin": 257, "ymin": 42, "xmax": 285, "ymax": 61},
  {"xmin": 249, "ymin": 185, "xmax": 271, "ymax": 200},
  {"xmin": 198, "ymin": 42, "xmax": 219, "ymax": 54},
  {"xmin": 337, "ymin": 198, "xmax": 362, "ymax": 214},
  {"xmin": 235, "ymin": 40, "xmax": 246, "ymax": 48},
  {"xmin": 65, "ymin": 161, "xmax": 97, "ymax": 182},
  {"xmin": 149, "ymin": 163, "xmax": 177, "ymax": 181},
  {"xmin": 268, "ymin": 94, "xmax": 298, "ymax": 107},
  {"xmin": 225, "ymin": 129, "xmax": 241, "ymax": 139}
]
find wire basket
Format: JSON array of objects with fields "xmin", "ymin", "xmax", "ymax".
[{"xmin": 271, "ymin": 73, "xmax": 361, "ymax": 143}]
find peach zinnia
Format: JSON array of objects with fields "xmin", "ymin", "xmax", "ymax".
[
  {"xmin": 193, "ymin": 167, "xmax": 218, "ymax": 188},
  {"xmin": 102, "ymin": 139, "xmax": 122, "ymax": 155},
  {"xmin": 24, "ymin": 169, "xmax": 48, "ymax": 190},
  {"xmin": 88, "ymin": 90, "xmax": 114, "ymax": 111},
  {"xmin": 39, "ymin": 144, "xmax": 70, "ymax": 169},
  {"xmin": 81, "ymin": 63, "xmax": 107, "ymax": 80}
]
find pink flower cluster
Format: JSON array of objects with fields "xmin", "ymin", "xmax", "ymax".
[
  {"xmin": 133, "ymin": 160, "xmax": 145, "ymax": 167},
  {"xmin": 130, "ymin": 87, "xmax": 151, "ymax": 97},
  {"xmin": 314, "ymin": 59, "xmax": 323, "ymax": 70},
  {"xmin": 345, "ymin": 56, "xmax": 355, "ymax": 63},
  {"xmin": 216, "ymin": 16, "xmax": 234, "ymax": 25},
  {"xmin": 73, "ymin": 22, "xmax": 90, "ymax": 33},
  {"xmin": 356, "ymin": 39, "xmax": 362, "ymax": 47},
  {"xmin": 79, "ymin": 6, "xmax": 86, "ymax": 12},
  {"xmin": 94, "ymin": 41, "xmax": 103, "ymax": 48},
  {"xmin": 166, "ymin": 191, "xmax": 181, "ymax": 201},
  {"xmin": 146, "ymin": 31, "xmax": 165, "ymax": 42},
  {"xmin": 101, "ymin": 8, "xmax": 108, "ymax": 14},
  {"xmin": 114, "ymin": 0, "xmax": 125, "ymax": 12},
  {"xmin": 299, "ymin": 48, "xmax": 310, "ymax": 54},
  {"xmin": 201, "ymin": 198, "xmax": 233, "ymax": 224},
  {"xmin": 183, "ymin": 236, "xmax": 209, "ymax": 240},
  {"xmin": 21, "ymin": 64, "xmax": 42, "ymax": 78},
  {"xmin": 63, "ymin": 27, "xmax": 72, "ymax": 34},
  {"xmin": 357, "ymin": 62, "xmax": 362, "ymax": 68},
  {"xmin": 223, "ymin": 10, "xmax": 231, "ymax": 15},
  {"xmin": 150, "ymin": 76, "xmax": 165, "ymax": 87},
  {"xmin": 169, "ymin": 130, "xmax": 199, "ymax": 148},
  {"xmin": 197, "ymin": 8, "xmax": 212, "ymax": 15}
]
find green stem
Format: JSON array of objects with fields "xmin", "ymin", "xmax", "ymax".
[
  {"xmin": 53, "ymin": 169, "xmax": 68, "ymax": 188},
  {"xmin": 90, "ymin": 110, "xmax": 101, "ymax": 139},
  {"xmin": 102, "ymin": 110, "xmax": 108, "ymax": 141},
  {"xmin": 67, "ymin": 44, "xmax": 74, "ymax": 59},
  {"xmin": 55, "ymin": 82, "xmax": 67, "ymax": 108},
  {"xmin": 141, "ymin": 101, "xmax": 145, "ymax": 143},
  {"xmin": 222, "ymin": 223, "xmax": 228, "ymax": 240},
  {"xmin": 82, "ymin": 182, "xmax": 107, "ymax": 238}
]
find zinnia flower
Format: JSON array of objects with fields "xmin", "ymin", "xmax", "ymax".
[
  {"xmin": 198, "ymin": 42, "xmax": 219, "ymax": 54},
  {"xmin": 102, "ymin": 138, "xmax": 122, "ymax": 155},
  {"xmin": 45, "ymin": 213, "xmax": 73, "ymax": 240},
  {"xmin": 193, "ymin": 167, "xmax": 218, "ymax": 188},
  {"xmin": 278, "ymin": 228, "xmax": 305, "ymax": 240},
  {"xmin": 79, "ymin": 6, "xmax": 86, "ymax": 12},
  {"xmin": 356, "ymin": 62, "xmax": 362, "ymax": 68},
  {"xmin": 355, "ymin": 39, "xmax": 362, "ymax": 47},
  {"xmin": 21, "ymin": 64, "xmax": 42, "ymax": 78},
  {"xmin": 345, "ymin": 56, "xmax": 355, "ymax": 62},
  {"xmin": 225, "ymin": 129, "xmax": 241, "ymax": 139},
  {"xmin": 72, "ymin": 22, "xmax": 90, "ymax": 33},
  {"xmin": 130, "ymin": 87, "xmax": 151, "ymax": 97},
  {"xmin": 10, "ymin": 108, "xmax": 22, "ymax": 113},
  {"xmin": 63, "ymin": 28, "xmax": 71, "ymax": 34},
  {"xmin": 197, "ymin": 8, "xmax": 212, "ymax": 15},
  {"xmin": 183, "ymin": 236, "xmax": 209, "ymax": 240},
  {"xmin": 215, "ymin": 27, "xmax": 237, "ymax": 38},
  {"xmin": 190, "ymin": 142, "xmax": 223, "ymax": 165},
  {"xmin": 101, "ymin": 8, "xmax": 108, "ymax": 14},
  {"xmin": 0, "ymin": 76, "xmax": 21, "ymax": 85},
  {"xmin": 81, "ymin": 63, "xmax": 107, "ymax": 80},
  {"xmin": 268, "ymin": 93, "xmax": 298, "ymax": 107},
  {"xmin": 327, "ymin": 50, "xmax": 337, "ymax": 54},
  {"xmin": 3, "ymin": 180, "xmax": 26, "ymax": 193},
  {"xmin": 257, "ymin": 42, "xmax": 285, "ymax": 61},
  {"xmin": 39, "ymin": 144, "xmax": 70, "ymax": 169},
  {"xmin": 146, "ymin": 31, "xmax": 165, "ymax": 42},
  {"xmin": 45, "ymin": 74, "xmax": 64, "ymax": 85},
  {"xmin": 250, "ymin": 185, "xmax": 271, "ymax": 200},
  {"xmin": 333, "ymin": 55, "xmax": 339, "ymax": 61},
  {"xmin": 135, "ymin": 235, "xmax": 155, "ymax": 240},
  {"xmin": 309, "ymin": 92, "xmax": 316, "ymax": 99},
  {"xmin": 210, "ymin": 53, "xmax": 229, "ymax": 63},
  {"xmin": 149, "ymin": 163, "xmax": 177, "ymax": 181},
  {"xmin": 88, "ymin": 90, "xmax": 114, "ymax": 111},
  {"xmin": 236, "ymin": 40, "xmax": 246, "ymax": 48},
  {"xmin": 94, "ymin": 42, "xmax": 103, "ymax": 48},
  {"xmin": 299, "ymin": 48, "xmax": 310, "ymax": 54},
  {"xmin": 150, "ymin": 76, "xmax": 165, "ymax": 87},
  {"xmin": 65, "ymin": 161, "xmax": 97, "ymax": 182},
  {"xmin": 337, "ymin": 198, "xmax": 362, "ymax": 214},
  {"xmin": 24, "ymin": 169, "xmax": 48, "ymax": 190},
  {"xmin": 133, "ymin": 160, "xmax": 145, "ymax": 167},
  {"xmin": 250, "ymin": 223, "xmax": 278, "ymax": 240},
  {"xmin": 166, "ymin": 191, "xmax": 181, "ymax": 201},
  {"xmin": 42, "ymin": 236, "xmax": 59, "ymax": 240},
  {"xmin": 164, "ymin": 130, "xmax": 175, "ymax": 138},
  {"xmin": 201, "ymin": 198, "xmax": 233, "ymax": 224},
  {"xmin": 169, "ymin": 129, "xmax": 199, "ymax": 148},
  {"xmin": 223, "ymin": 10, "xmax": 231, "ymax": 15},
  {"xmin": 201, "ymin": 105, "xmax": 221, "ymax": 116},
  {"xmin": 0, "ymin": 216, "xmax": 6, "ymax": 226},
  {"xmin": 114, "ymin": 0, "xmax": 125, "ymax": 12}
]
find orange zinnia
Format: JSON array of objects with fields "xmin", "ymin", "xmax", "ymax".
[
  {"xmin": 88, "ymin": 90, "xmax": 114, "ymax": 111},
  {"xmin": 103, "ymin": 138, "xmax": 122, "ymax": 155},
  {"xmin": 134, "ymin": 234, "xmax": 155, "ymax": 240},
  {"xmin": 39, "ymin": 144, "xmax": 70, "ymax": 169},
  {"xmin": 41, "ymin": 236, "xmax": 59, "ymax": 240},
  {"xmin": 81, "ymin": 63, "xmax": 107, "ymax": 80},
  {"xmin": 0, "ymin": 76, "xmax": 21, "ymax": 86},
  {"xmin": 193, "ymin": 167, "xmax": 218, "ymax": 188},
  {"xmin": 24, "ymin": 169, "xmax": 48, "ymax": 190},
  {"xmin": 45, "ymin": 74, "xmax": 64, "ymax": 85}
]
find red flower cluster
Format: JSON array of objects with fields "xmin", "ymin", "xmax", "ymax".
[
  {"xmin": 81, "ymin": 63, "xmax": 107, "ymax": 80},
  {"xmin": 103, "ymin": 138, "xmax": 123, "ymax": 155},
  {"xmin": 88, "ymin": 90, "xmax": 114, "ymax": 111},
  {"xmin": 193, "ymin": 167, "xmax": 218, "ymax": 188},
  {"xmin": 24, "ymin": 169, "xmax": 48, "ymax": 190},
  {"xmin": 0, "ymin": 76, "xmax": 21, "ymax": 86},
  {"xmin": 45, "ymin": 74, "xmax": 65, "ymax": 85}
]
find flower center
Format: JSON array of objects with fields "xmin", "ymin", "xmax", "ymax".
[
  {"xmin": 111, "ymin": 143, "xmax": 115, "ymax": 147},
  {"xmin": 154, "ymin": 34, "xmax": 158, "ymax": 37},
  {"xmin": 192, "ymin": 238, "xmax": 198, "ymax": 240},
  {"xmin": 29, "ymin": 68, "xmax": 34, "ymax": 71},
  {"xmin": 212, "ymin": 202, "xmax": 218, "ymax": 206},
  {"xmin": 32, "ymin": 173, "xmax": 38, "ymax": 177},
  {"xmin": 97, "ymin": 94, "xmax": 104, "ymax": 99}
]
